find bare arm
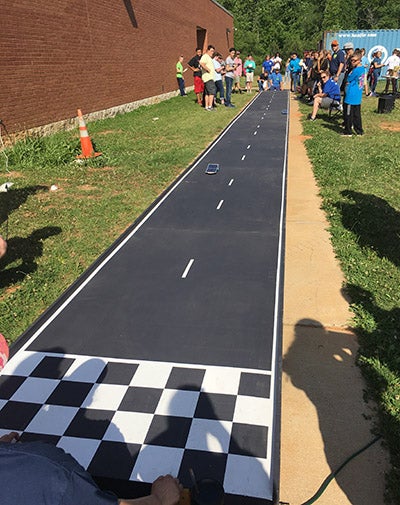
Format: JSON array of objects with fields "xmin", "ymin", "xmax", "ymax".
[{"xmin": 335, "ymin": 62, "xmax": 344, "ymax": 79}]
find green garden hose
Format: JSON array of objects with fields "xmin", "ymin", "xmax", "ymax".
[{"xmin": 299, "ymin": 435, "xmax": 382, "ymax": 505}]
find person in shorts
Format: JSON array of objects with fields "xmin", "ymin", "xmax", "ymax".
[
  {"xmin": 200, "ymin": 45, "xmax": 216, "ymax": 111},
  {"xmin": 188, "ymin": 48, "xmax": 204, "ymax": 105},
  {"xmin": 308, "ymin": 71, "xmax": 341, "ymax": 121},
  {"xmin": 244, "ymin": 54, "xmax": 256, "ymax": 92},
  {"xmin": 233, "ymin": 50, "xmax": 243, "ymax": 93}
]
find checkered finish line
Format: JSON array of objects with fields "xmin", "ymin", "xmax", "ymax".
[{"xmin": 0, "ymin": 351, "xmax": 274, "ymax": 501}]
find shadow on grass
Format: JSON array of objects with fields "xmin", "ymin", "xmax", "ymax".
[
  {"xmin": 339, "ymin": 190, "xmax": 400, "ymax": 268},
  {"xmin": 319, "ymin": 116, "xmax": 343, "ymax": 133},
  {"xmin": 346, "ymin": 283, "xmax": 400, "ymax": 504},
  {"xmin": 0, "ymin": 226, "xmax": 62, "ymax": 289},
  {"xmin": 0, "ymin": 185, "xmax": 48, "ymax": 225}
]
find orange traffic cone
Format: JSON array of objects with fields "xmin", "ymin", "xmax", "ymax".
[{"xmin": 76, "ymin": 109, "xmax": 102, "ymax": 159}]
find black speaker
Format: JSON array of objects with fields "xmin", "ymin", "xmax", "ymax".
[{"xmin": 377, "ymin": 95, "xmax": 395, "ymax": 113}]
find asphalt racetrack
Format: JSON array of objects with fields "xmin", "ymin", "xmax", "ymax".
[{"xmin": 1, "ymin": 90, "xmax": 289, "ymax": 504}]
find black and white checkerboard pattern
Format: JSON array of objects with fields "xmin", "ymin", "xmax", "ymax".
[{"xmin": 0, "ymin": 351, "xmax": 273, "ymax": 500}]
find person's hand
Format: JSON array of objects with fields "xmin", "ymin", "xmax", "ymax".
[
  {"xmin": 151, "ymin": 475, "xmax": 181, "ymax": 505},
  {"xmin": 0, "ymin": 235, "xmax": 7, "ymax": 259},
  {"xmin": 0, "ymin": 432, "xmax": 19, "ymax": 443}
]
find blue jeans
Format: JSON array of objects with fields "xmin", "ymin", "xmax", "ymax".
[
  {"xmin": 177, "ymin": 77, "xmax": 186, "ymax": 96},
  {"xmin": 215, "ymin": 80, "xmax": 225, "ymax": 101},
  {"xmin": 371, "ymin": 70, "xmax": 380, "ymax": 93},
  {"xmin": 225, "ymin": 76, "xmax": 233, "ymax": 105},
  {"xmin": 291, "ymin": 72, "xmax": 300, "ymax": 92}
]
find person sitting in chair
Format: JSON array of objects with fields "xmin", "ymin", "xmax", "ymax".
[{"xmin": 308, "ymin": 71, "xmax": 341, "ymax": 121}]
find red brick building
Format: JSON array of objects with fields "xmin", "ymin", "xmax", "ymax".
[{"xmin": 1, "ymin": 0, "xmax": 233, "ymax": 134}]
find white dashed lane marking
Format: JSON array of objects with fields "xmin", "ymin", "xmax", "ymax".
[{"xmin": 181, "ymin": 259, "xmax": 195, "ymax": 279}]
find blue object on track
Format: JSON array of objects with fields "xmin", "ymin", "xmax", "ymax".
[{"xmin": 205, "ymin": 163, "xmax": 219, "ymax": 174}]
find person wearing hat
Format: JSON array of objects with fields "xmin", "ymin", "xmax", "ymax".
[
  {"xmin": 343, "ymin": 42, "xmax": 355, "ymax": 64},
  {"xmin": 329, "ymin": 40, "xmax": 346, "ymax": 88},
  {"xmin": 342, "ymin": 42, "xmax": 356, "ymax": 95}
]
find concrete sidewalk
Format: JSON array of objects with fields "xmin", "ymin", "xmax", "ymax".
[{"xmin": 280, "ymin": 99, "xmax": 388, "ymax": 505}]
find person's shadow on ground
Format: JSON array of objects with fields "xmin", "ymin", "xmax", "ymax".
[
  {"xmin": 0, "ymin": 186, "xmax": 48, "ymax": 225},
  {"xmin": 283, "ymin": 319, "xmax": 387, "ymax": 505},
  {"xmin": 0, "ymin": 226, "xmax": 62, "ymax": 289},
  {"xmin": 346, "ymin": 284, "xmax": 400, "ymax": 493}
]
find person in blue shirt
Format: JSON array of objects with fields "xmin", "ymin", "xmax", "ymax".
[
  {"xmin": 343, "ymin": 53, "xmax": 365, "ymax": 136},
  {"xmin": 262, "ymin": 55, "xmax": 273, "ymax": 76},
  {"xmin": 288, "ymin": 53, "xmax": 302, "ymax": 92},
  {"xmin": 269, "ymin": 68, "xmax": 283, "ymax": 91},
  {"xmin": 308, "ymin": 71, "xmax": 341, "ymax": 121}
]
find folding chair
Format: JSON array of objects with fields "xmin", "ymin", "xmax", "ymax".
[{"xmin": 329, "ymin": 99, "xmax": 343, "ymax": 117}]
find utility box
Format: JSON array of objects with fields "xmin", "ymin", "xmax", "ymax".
[{"xmin": 377, "ymin": 96, "xmax": 396, "ymax": 113}]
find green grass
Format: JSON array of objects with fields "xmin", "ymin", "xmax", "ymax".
[
  {"xmin": 299, "ymin": 83, "xmax": 400, "ymax": 503},
  {"xmin": 0, "ymin": 90, "xmax": 253, "ymax": 342}
]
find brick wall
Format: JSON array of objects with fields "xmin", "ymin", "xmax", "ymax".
[{"xmin": 0, "ymin": 0, "xmax": 233, "ymax": 134}]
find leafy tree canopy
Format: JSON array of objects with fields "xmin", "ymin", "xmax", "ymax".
[{"xmin": 219, "ymin": 0, "xmax": 400, "ymax": 63}]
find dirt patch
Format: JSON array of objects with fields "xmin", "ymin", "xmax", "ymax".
[
  {"xmin": 87, "ymin": 166, "xmax": 117, "ymax": 174},
  {"xmin": 380, "ymin": 122, "xmax": 400, "ymax": 132},
  {"xmin": 0, "ymin": 284, "xmax": 21, "ymax": 301},
  {"xmin": 78, "ymin": 185, "xmax": 98, "ymax": 192},
  {"xmin": 299, "ymin": 135, "xmax": 312, "ymax": 141},
  {"xmin": 98, "ymin": 130, "xmax": 124, "ymax": 135},
  {"xmin": 3, "ymin": 171, "xmax": 24, "ymax": 178}
]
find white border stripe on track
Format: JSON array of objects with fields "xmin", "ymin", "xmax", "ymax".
[{"xmin": 266, "ymin": 91, "xmax": 289, "ymax": 470}]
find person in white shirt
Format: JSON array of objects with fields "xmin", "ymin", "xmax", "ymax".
[
  {"xmin": 272, "ymin": 52, "xmax": 282, "ymax": 71},
  {"xmin": 383, "ymin": 48, "xmax": 400, "ymax": 95}
]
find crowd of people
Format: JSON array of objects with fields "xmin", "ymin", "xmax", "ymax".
[
  {"xmin": 287, "ymin": 41, "xmax": 400, "ymax": 136},
  {"xmin": 176, "ymin": 47, "xmax": 284, "ymax": 111},
  {"xmin": 176, "ymin": 42, "xmax": 399, "ymax": 125}
]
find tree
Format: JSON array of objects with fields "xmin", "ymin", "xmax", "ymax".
[{"xmin": 219, "ymin": 0, "xmax": 400, "ymax": 63}]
